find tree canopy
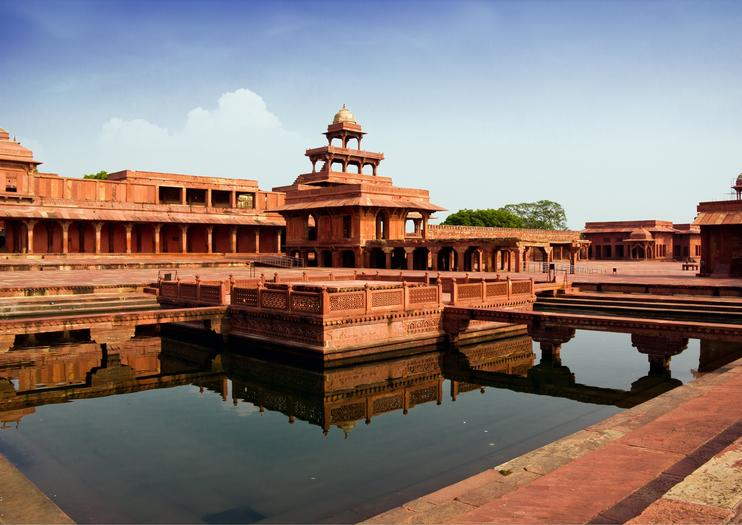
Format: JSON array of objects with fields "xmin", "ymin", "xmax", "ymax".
[
  {"xmin": 443, "ymin": 208, "xmax": 524, "ymax": 228},
  {"xmin": 503, "ymin": 200, "xmax": 567, "ymax": 230},
  {"xmin": 443, "ymin": 200, "xmax": 568, "ymax": 230},
  {"xmin": 83, "ymin": 171, "xmax": 108, "ymax": 180}
]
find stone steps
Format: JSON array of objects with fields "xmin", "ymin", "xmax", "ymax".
[
  {"xmin": 535, "ymin": 296, "xmax": 742, "ymax": 324},
  {"xmin": 0, "ymin": 293, "xmax": 159, "ymax": 320}
]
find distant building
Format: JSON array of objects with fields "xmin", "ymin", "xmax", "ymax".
[
  {"xmin": 0, "ymin": 127, "xmax": 284, "ymax": 255},
  {"xmin": 694, "ymin": 173, "xmax": 742, "ymax": 277},
  {"xmin": 581, "ymin": 220, "xmax": 701, "ymax": 261},
  {"xmin": 274, "ymin": 106, "xmax": 586, "ymax": 270}
]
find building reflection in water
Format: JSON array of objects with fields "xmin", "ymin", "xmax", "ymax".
[{"xmin": 0, "ymin": 327, "xmax": 740, "ymax": 434}]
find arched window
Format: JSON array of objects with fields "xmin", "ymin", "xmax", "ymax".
[
  {"xmin": 307, "ymin": 214, "xmax": 317, "ymax": 241},
  {"xmin": 331, "ymin": 160, "xmax": 344, "ymax": 173},
  {"xmin": 346, "ymin": 163, "xmax": 360, "ymax": 174},
  {"xmin": 362, "ymin": 163, "xmax": 374, "ymax": 175}
]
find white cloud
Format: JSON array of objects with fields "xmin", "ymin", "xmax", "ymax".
[{"xmin": 95, "ymin": 88, "xmax": 306, "ymax": 186}]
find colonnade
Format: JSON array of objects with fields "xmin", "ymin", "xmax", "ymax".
[
  {"xmin": 289, "ymin": 243, "xmax": 582, "ymax": 271},
  {"xmin": 1, "ymin": 219, "xmax": 282, "ymax": 255}
]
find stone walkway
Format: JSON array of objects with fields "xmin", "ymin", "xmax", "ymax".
[{"xmin": 363, "ymin": 357, "xmax": 742, "ymax": 524}]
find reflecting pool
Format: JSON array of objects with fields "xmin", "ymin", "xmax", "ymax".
[{"xmin": 0, "ymin": 328, "xmax": 737, "ymax": 523}]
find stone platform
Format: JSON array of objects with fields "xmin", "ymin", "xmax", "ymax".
[{"xmin": 363, "ymin": 357, "xmax": 742, "ymax": 524}]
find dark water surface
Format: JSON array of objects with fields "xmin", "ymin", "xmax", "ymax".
[{"xmin": 0, "ymin": 330, "xmax": 731, "ymax": 524}]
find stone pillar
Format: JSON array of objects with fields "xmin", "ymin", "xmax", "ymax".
[
  {"xmin": 430, "ymin": 248, "xmax": 439, "ymax": 271},
  {"xmin": 125, "ymin": 223, "xmax": 133, "ymax": 254},
  {"xmin": 331, "ymin": 250, "xmax": 341, "ymax": 268},
  {"xmin": 230, "ymin": 226, "xmax": 237, "ymax": 253},
  {"xmin": 476, "ymin": 249, "xmax": 483, "ymax": 272},
  {"xmin": 230, "ymin": 191, "xmax": 236, "ymax": 208},
  {"xmin": 455, "ymin": 247, "xmax": 466, "ymax": 272},
  {"xmin": 422, "ymin": 216, "xmax": 428, "ymax": 239},
  {"xmin": 61, "ymin": 221, "xmax": 70, "ymax": 254},
  {"xmin": 206, "ymin": 188, "xmax": 212, "ymax": 208},
  {"xmin": 154, "ymin": 224, "xmax": 161, "ymax": 254},
  {"xmin": 383, "ymin": 248, "xmax": 393, "ymax": 269},
  {"xmin": 355, "ymin": 247, "xmax": 363, "ymax": 268},
  {"xmin": 94, "ymin": 222, "xmax": 102, "ymax": 254},
  {"xmin": 206, "ymin": 226, "xmax": 213, "ymax": 254},
  {"xmin": 180, "ymin": 225, "xmax": 188, "ymax": 253},
  {"xmin": 276, "ymin": 229, "xmax": 282, "ymax": 254},
  {"xmin": 254, "ymin": 229, "xmax": 260, "ymax": 255},
  {"xmin": 180, "ymin": 188, "xmax": 186, "ymax": 205},
  {"xmin": 23, "ymin": 220, "xmax": 35, "ymax": 254},
  {"xmin": 363, "ymin": 248, "xmax": 371, "ymax": 269},
  {"xmin": 405, "ymin": 247, "xmax": 414, "ymax": 270}
]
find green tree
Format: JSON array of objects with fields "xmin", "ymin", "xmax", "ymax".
[
  {"xmin": 443, "ymin": 208, "xmax": 524, "ymax": 228},
  {"xmin": 83, "ymin": 171, "xmax": 108, "ymax": 180},
  {"xmin": 502, "ymin": 200, "xmax": 568, "ymax": 230}
]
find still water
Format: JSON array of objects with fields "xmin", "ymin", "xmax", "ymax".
[{"xmin": 0, "ymin": 329, "xmax": 734, "ymax": 523}]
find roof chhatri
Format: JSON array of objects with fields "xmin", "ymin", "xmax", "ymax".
[{"xmin": 333, "ymin": 104, "xmax": 357, "ymax": 125}]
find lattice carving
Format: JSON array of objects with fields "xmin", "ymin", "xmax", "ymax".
[
  {"xmin": 457, "ymin": 284, "xmax": 481, "ymax": 300},
  {"xmin": 291, "ymin": 293, "xmax": 321, "ymax": 313},
  {"xmin": 373, "ymin": 395, "xmax": 403, "ymax": 414},
  {"xmin": 232, "ymin": 288, "xmax": 259, "ymax": 307},
  {"xmin": 409, "ymin": 385, "xmax": 437, "ymax": 405},
  {"xmin": 329, "ymin": 292, "xmax": 365, "ymax": 311},
  {"xmin": 405, "ymin": 318, "xmax": 440, "ymax": 334},
  {"xmin": 409, "ymin": 286, "xmax": 438, "ymax": 304},
  {"xmin": 199, "ymin": 285, "xmax": 222, "ymax": 304},
  {"xmin": 159, "ymin": 282, "xmax": 178, "ymax": 298},
  {"xmin": 371, "ymin": 290, "xmax": 403, "ymax": 308},
  {"xmin": 329, "ymin": 402, "xmax": 366, "ymax": 423},
  {"xmin": 486, "ymin": 282, "xmax": 508, "ymax": 297},
  {"xmin": 180, "ymin": 284, "xmax": 198, "ymax": 299},
  {"xmin": 261, "ymin": 291, "xmax": 288, "ymax": 310},
  {"xmin": 511, "ymin": 281, "xmax": 532, "ymax": 295}
]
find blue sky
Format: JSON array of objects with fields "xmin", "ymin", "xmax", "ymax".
[{"xmin": 2, "ymin": 0, "xmax": 741, "ymax": 229}]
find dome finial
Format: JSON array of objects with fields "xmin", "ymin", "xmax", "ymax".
[{"xmin": 333, "ymin": 105, "xmax": 356, "ymax": 124}]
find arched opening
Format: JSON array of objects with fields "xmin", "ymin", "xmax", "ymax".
[
  {"xmin": 464, "ymin": 247, "xmax": 482, "ymax": 272},
  {"xmin": 307, "ymin": 214, "xmax": 317, "ymax": 241},
  {"xmin": 331, "ymin": 137, "xmax": 343, "ymax": 148},
  {"xmin": 67, "ymin": 221, "xmax": 94, "ymax": 253},
  {"xmin": 331, "ymin": 160, "xmax": 344, "ymax": 173},
  {"xmin": 391, "ymin": 247, "xmax": 406, "ymax": 269},
  {"xmin": 345, "ymin": 162, "xmax": 361, "ymax": 174},
  {"xmin": 340, "ymin": 250, "xmax": 356, "ymax": 268},
  {"xmin": 160, "ymin": 224, "xmax": 183, "ymax": 253},
  {"xmin": 100, "ymin": 223, "xmax": 127, "ymax": 253},
  {"xmin": 321, "ymin": 250, "xmax": 333, "ymax": 267},
  {"xmin": 405, "ymin": 212, "xmax": 422, "ymax": 236},
  {"xmin": 306, "ymin": 250, "xmax": 318, "ymax": 267},
  {"xmin": 369, "ymin": 247, "xmax": 386, "ymax": 269},
  {"xmin": 437, "ymin": 247, "xmax": 457, "ymax": 272},
  {"xmin": 212, "ymin": 225, "xmax": 232, "ymax": 253},
  {"xmin": 413, "ymin": 247, "xmax": 429, "ymax": 270},
  {"xmin": 632, "ymin": 245, "xmax": 646, "ymax": 260},
  {"xmin": 132, "ymin": 224, "xmax": 155, "ymax": 253},
  {"xmin": 187, "ymin": 225, "xmax": 209, "ymax": 253},
  {"xmin": 362, "ymin": 163, "xmax": 374, "ymax": 175},
  {"xmin": 375, "ymin": 212, "xmax": 389, "ymax": 240}
]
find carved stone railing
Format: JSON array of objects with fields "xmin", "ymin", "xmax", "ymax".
[
  {"xmin": 230, "ymin": 281, "xmax": 442, "ymax": 317},
  {"xmin": 451, "ymin": 277, "xmax": 534, "ymax": 306},
  {"xmin": 157, "ymin": 278, "xmax": 228, "ymax": 306}
]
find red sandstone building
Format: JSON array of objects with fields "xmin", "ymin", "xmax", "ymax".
[
  {"xmin": 274, "ymin": 107, "xmax": 586, "ymax": 271},
  {"xmin": 694, "ymin": 173, "xmax": 742, "ymax": 277},
  {"xmin": 1, "ymin": 109, "xmax": 586, "ymax": 268},
  {"xmin": 0, "ymin": 128, "xmax": 284, "ymax": 256},
  {"xmin": 582, "ymin": 220, "xmax": 701, "ymax": 261}
]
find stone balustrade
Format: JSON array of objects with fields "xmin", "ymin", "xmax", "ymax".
[
  {"xmin": 230, "ymin": 281, "xmax": 443, "ymax": 317},
  {"xmin": 158, "ymin": 278, "xmax": 228, "ymax": 306}
]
